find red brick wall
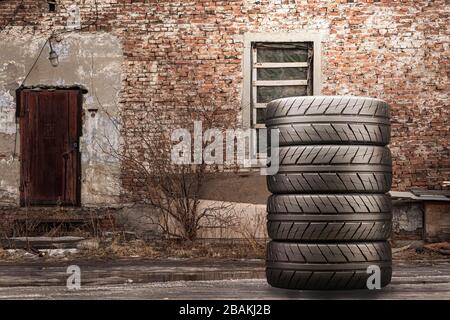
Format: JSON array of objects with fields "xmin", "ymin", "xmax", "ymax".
[{"xmin": 1, "ymin": 0, "xmax": 448, "ymax": 192}]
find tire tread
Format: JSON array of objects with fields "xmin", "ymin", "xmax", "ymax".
[{"xmin": 266, "ymin": 241, "xmax": 392, "ymax": 290}]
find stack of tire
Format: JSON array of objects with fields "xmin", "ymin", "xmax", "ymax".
[{"xmin": 265, "ymin": 96, "xmax": 392, "ymax": 290}]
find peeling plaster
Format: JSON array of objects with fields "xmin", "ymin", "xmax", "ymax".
[
  {"xmin": 0, "ymin": 31, "xmax": 123, "ymax": 206},
  {"xmin": 393, "ymin": 203, "xmax": 424, "ymax": 234}
]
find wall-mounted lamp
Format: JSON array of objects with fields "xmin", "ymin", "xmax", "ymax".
[
  {"xmin": 48, "ymin": 37, "xmax": 59, "ymax": 67},
  {"xmin": 87, "ymin": 108, "xmax": 99, "ymax": 117}
]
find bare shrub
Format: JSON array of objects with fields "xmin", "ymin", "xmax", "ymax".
[
  {"xmin": 100, "ymin": 92, "xmax": 240, "ymax": 241},
  {"xmin": 230, "ymin": 205, "xmax": 267, "ymax": 253}
]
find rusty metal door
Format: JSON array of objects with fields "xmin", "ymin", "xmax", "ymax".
[{"xmin": 19, "ymin": 89, "xmax": 81, "ymax": 206}]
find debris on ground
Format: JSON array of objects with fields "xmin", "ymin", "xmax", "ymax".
[
  {"xmin": 2, "ymin": 237, "xmax": 449, "ymax": 262},
  {"xmin": 0, "ymin": 238, "xmax": 266, "ymax": 262},
  {"xmin": 392, "ymin": 244, "xmax": 413, "ymax": 254},
  {"xmin": 76, "ymin": 238, "xmax": 100, "ymax": 250},
  {"xmin": 423, "ymin": 242, "xmax": 450, "ymax": 255},
  {"xmin": 0, "ymin": 236, "xmax": 85, "ymax": 249},
  {"xmin": 388, "ymin": 240, "xmax": 450, "ymax": 260}
]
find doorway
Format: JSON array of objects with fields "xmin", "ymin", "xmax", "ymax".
[{"xmin": 17, "ymin": 88, "xmax": 82, "ymax": 206}]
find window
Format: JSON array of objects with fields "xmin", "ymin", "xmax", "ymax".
[
  {"xmin": 251, "ymin": 42, "xmax": 313, "ymax": 129},
  {"xmin": 242, "ymin": 32, "xmax": 323, "ymax": 159},
  {"xmin": 242, "ymin": 32, "xmax": 323, "ymax": 130}
]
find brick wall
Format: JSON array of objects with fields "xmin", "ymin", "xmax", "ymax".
[{"xmin": 1, "ymin": 0, "xmax": 448, "ymax": 192}]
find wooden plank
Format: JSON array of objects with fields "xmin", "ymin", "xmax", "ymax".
[
  {"xmin": 19, "ymin": 90, "xmax": 29, "ymax": 206},
  {"xmin": 40, "ymin": 91, "xmax": 66, "ymax": 204},
  {"xmin": 66, "ymin": 90, "xmax": 81, "ymax": 206},
  {"xmin": 0, "ymin": 237, "xmax": 85, "ymax": 249}
]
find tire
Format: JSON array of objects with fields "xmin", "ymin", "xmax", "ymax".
[
  {"xmin": 267, "ymin": 145, "xmax": 392, "ymax": 193},
  {"xmin": 266, "ymin": 241, "xmax": 392, "ymax": 290},
  {"xmin": 267, "ymin": 194, "xmax": 392, "ymax": 241},
  {"xmin": 265, "ymin": 96, "xmax": 390, "ymax": 146}
]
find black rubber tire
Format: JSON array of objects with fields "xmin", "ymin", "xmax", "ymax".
[
  {"xmin": 266, "ymin": 241, "xmax": 392, "ymax": 290},
  {"xmin": 267, "ymin": 145, "xmax": 392, "ymax": 194},
  {"xmin": 265, "ymin": 96, "xmax": 391, "ymax": 146},
  {"xmin": 267, "ymin": 194, "xmax": 392, "ymax": 241}
]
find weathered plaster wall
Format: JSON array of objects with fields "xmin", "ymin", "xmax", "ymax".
[
  {"xmin": 392, "ymin": 201, "xmax": 424, "ymax": 240},
  {"xmin": 0, "ymin": 32, "xmax": 123, "ymax": 206}
]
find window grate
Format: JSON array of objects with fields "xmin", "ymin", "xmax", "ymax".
[{"xmin": 251, "ymin": 42, "xmax": 313, "ymax": 128}]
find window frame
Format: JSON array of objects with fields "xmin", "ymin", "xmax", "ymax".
[
  {"xmin": 242, "ymin": 32, "xmax": 323, "ymax": 129},
  {"xmin": 252, "ymin": 42, "xmax": 312, "ymax": 129}
]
